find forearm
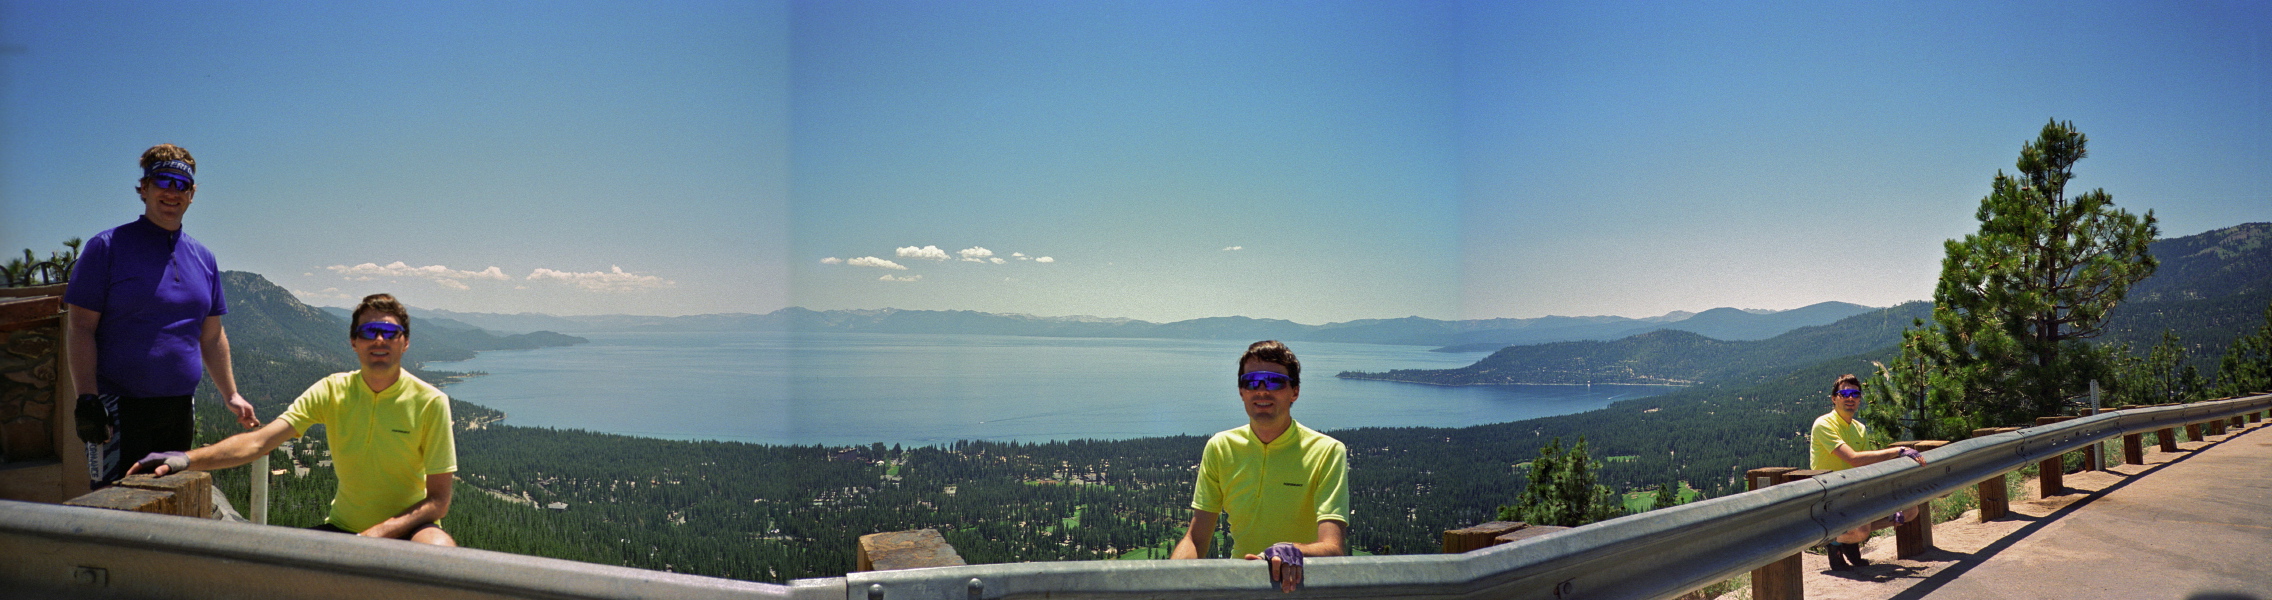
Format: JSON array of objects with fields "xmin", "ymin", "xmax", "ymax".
[
  {"xmin": 67, "ymin": 317, "xmax": 99, "ymax": 395},
  {"xmin": 1291, "ymin": 539, "xmax": 1344, "ymax": 557},
  {"xmin": 200, "ymin": 326, "xmax": 240, "ymax": 398},
  {"xmin": 186, "ymin": 432, "xmax": 275, "ymax": 471},
  {"xmin": 363, "ymin": 491, "xmax": 449, "ymax": 538}
]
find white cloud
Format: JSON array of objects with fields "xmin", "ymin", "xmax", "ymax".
[
  {"xmin": 1035, "ymin": 256, "xmax": 1055, "ymax": 263},
  {"xmin": 324, "ymin": 262, "xmax": 510, "ymax": 289},
  {"xmin": 1223, "ymin": 246, "xmax": 1243, "ymax": 251},
  {"xmin": 879, "ymin": 274, "xmax": 922, "ymax": 282},
  {"xmin": 1011, "ymin": 252, "xmax": 1026, "ymax": 258},
  {"xmin": 327, "ymin": 262, "xmax": 510, "ymax": 281},
  {"xmin": 958, "ymin": 247, "xmax": 994, "ymax": 260},
  {"xmin": 848, "ymin": 256, "xmax": 908, "ymax": 270},
  {"xmin": 897, "ymin": 245, "xmax": 950, "ymax": 261},
  {"xmin": 525, "ymin": 266, "xmax": 675, "ymax": 292},
  {"xmin": 990, "ymin": 257, "xmax": 1006, "ymax": 264},
  {"xmin": 820, "ymin": 257, "xmax": 844, "ymax": 265}
]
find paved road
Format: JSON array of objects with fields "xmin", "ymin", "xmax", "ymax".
[{"xmin": 1887, "ymin": 418, "xmax": 2272, "ymax": 600}]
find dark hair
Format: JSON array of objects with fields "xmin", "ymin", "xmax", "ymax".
[
  {"xmin": 350, "ymin": 293, "xmax": 410, "ymax": 339},
  {"xmin": 1238, "ymin": 340, "xmax": 1301, "ymax": 388},
  {"xmin": 1833, "ymin": 373, "xmax": 1862, "ymax": 392},
  {"xmin": 139, "ymin": 144, "xmax": 195, "ymax": 174}
]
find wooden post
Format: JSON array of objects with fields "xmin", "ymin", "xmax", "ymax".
[
  {"xmin": 2122, "ymin": 432, "xmax": 2144, "ymax": 466},
  {"xmin": 2210, "ymin": 418, "xmax": 2227, "ymax": 437},
  {"xmin": 856, "ymin": 529, "xmax": 965, "ymax": 572},
  {"xmin": 1970, "ymin": 428, "xmax": 2015, "ymax": 521},
  {"xmin": 1443, "ymin": 521, "xmax": 1528, "ymax": 554},
  {"xmin": 1886, "ymin": 441, "xmax": 1945, "ymax": 558},
  {"xmin": 2035, "ymin": 417, "xmax": 2072, "ymax": 497},
  {"xmin": 62, "ymin": 471, "xmax": 211, "ymax": 518},
  {"xmin": 2232, "ymin": 415, "xmax": 2246, "ymax": 429},
  {"xmin": 2158, "ymin": 426, "xmax": 2180, "ymax": 452},
  {"xmin": 1746, "ymin": 467, "xmax": 1806, "ymax": 600},
  {"xmin": 1493, "ymin": 525, "xmax": 1569, "ymax": 545},
  {"xmin": 112, "ymin": 472, "xmax": 212, "ymax": 519},
  {"xmin": 2187, "ymin": 422, "xmax": 2205, "ymax": 443}
]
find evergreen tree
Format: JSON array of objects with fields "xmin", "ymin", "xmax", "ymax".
[
  {"xmin": 1649, "ymin": 483, "xmax": 1680, "ymax": 511},
  {"xmin": 1497, "ymin": 437, "xmax": 1622, "ymax": 527},
  {"xmin": 2219, "ymin": 300, "xmax": 2272, "ymax": 397},
  {"xmin": 2112, "ymin": 330, "xmax": 2205, "ymax": 406},
  {"xmin": 1895, "ymin": 119, "xmax": 2159, "ymax": 430}
]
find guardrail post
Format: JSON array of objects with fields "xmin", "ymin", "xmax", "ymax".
[
  {"xmin": 1745, "ymin": 467, "xmax": 1803, "ymax": 600},
  {"xmin": 2210, "ymin": 417, "xmax": 2227, "ymax": 437},
  {"xmin": 2122, "ymin": 431, "xmax": 2144, "ymax": 466},
  {"xmin": 2034, "ymin": 417, "xmax": 2073, "ymax": 497},
  {"xmin": 1887, "ymin": 441, "xmax": 1945, "ymax": 558},
  {"xmin": 1443, "ymin": 521, "xmax": 1528, "ymax": 553},
  {"xmin": 2186, "ymin": 421, "xmax": 2205, "ymax": 444},
  {"xmin": 856, "ymin": 529, "xmax": 966, "ymax": 572},
  {"xmin": 1969, "ymin": 428, "xmax": 2019, "ymax": 521}
]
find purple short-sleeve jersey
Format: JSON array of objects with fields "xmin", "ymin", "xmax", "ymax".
[{"xmin": 64, "ymin": 217, "xmax": 229, "ymax": 398}]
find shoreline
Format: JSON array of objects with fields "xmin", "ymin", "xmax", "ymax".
[{"xmin": 1335, "ymin": 375, "xmax": 1695, "ymax": 388}]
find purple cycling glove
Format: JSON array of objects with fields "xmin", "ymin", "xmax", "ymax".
[
  {"xmin": 1262, "ymin": 542, "xmax": 1303, "ymax": 589},
  {"xmin": 134, "ymin": 451, "xmax": 189, "ymax": 475}
]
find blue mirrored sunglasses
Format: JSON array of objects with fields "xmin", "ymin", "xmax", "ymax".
[
  {"xmin": 1239, "ymin": 371, "xmax": 1291, "ymax": 391},
  {"xmin": 354, "ymin": 322, "xmax": 405, "ymax": 340},
  {"xmin": 149, "ymin": 174, "xmax": 192, "ymax": 192},
  {"xmin": 1835, "ymin": 388, "xmax": 1862, "ymax": 398}
]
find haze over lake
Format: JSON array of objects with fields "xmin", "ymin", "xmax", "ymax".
[{"xmin": 436, "ymin": 331, "xmax": 1676, "ymax": 448}]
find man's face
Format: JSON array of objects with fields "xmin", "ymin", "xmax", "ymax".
[
  {"xmin": 1239, "ymin": 359, "xmax": 1299, "ymax": 423},
  {"xmin": 136, "ymin": 175, "xmax": 195, "ymax": 229},
  {"xmin": 351, "ymin": 314, "xmax": 410, "ymax": 372},
  {"xmin": 1833, "ymin": 385, "xmax": 1862, "ymax": 414}
]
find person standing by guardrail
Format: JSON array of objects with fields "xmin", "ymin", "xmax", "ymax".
[
  {"xmin": 66, "ymin": 143, "xmax": 262, "ymax": 490},
  {"xmin": 1170, "ymin": 340, "xmax": 1350, "ymax": 593},
  {"xmin": 128, "ymin": 294, "xmax": 459, "ymax": 546},
  {"xmin": 1811, "ymin": 373, "xmax": 1927, "ymax": 571}
]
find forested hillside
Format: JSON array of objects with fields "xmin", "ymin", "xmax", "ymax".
[{"xmin": 1340, "ymin": 302, "xmax": 1929, "ymax": 385}]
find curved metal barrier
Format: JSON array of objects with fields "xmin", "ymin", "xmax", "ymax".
[{"xmin": 3, "ymin": 393, "xmax": 2264, "ymax": 600}]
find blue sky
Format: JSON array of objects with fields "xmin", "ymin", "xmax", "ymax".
[{"xmin": 3, "ymin": 1, "xmax": 2264, "ymax": 323}]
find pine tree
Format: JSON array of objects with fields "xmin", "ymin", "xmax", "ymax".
[
  {"xmin": 1894, "ymin": 119, "xmax": 2159, "ymax": 430},
  {"xmin": 1650, "ymin": 482, "xmax": 1680, "ymax": 511},
  {"xmin": 2219, "ymin": 300, "xmax": 2272, "ymax": 397},
  {"xmin": 1497, "ymin": 437, "xmax": 1622, "ymax": 527},
  {"xmin": 2113, "ymin": 330, "xmax": 2205, "ymax": 406}
]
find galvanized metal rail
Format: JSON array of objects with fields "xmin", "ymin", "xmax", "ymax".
[{"xmin": 3, "ymin": 393, "xmax": 2264, "ymax": 600}]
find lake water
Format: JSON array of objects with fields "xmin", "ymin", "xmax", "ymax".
[{"xmin": 434, "ymin": 331, "xmax": 1675, "ymax": 448}]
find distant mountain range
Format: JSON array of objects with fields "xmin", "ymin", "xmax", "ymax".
[
  {"xmin": 216, "ymin": 272, "xmax": 587, "ymax": 371},
  {"xmin": 410, "ymin": 301, "xmax": 1879, "ymax": 351},
  {"xmin": 1347, "ymin": 222, "xmax": 2272, "ymax": 386}
]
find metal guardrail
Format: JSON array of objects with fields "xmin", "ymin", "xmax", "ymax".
[{"xmin": 2, "ymin": 394, "xmax": 2265, "ymax": 600}]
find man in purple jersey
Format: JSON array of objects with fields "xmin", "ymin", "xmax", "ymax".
[{"xmin": 66, "ymin": 143, "xmax": 260, "ymax": 489}]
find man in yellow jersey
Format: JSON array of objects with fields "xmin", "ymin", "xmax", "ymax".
[
  {"xmin": 1810, "ymin": 373, "xmax": 1926, "ymax": 571},
  {"xmin": 132, "ymin": 293, "xmax": 458, "ymax": 546},
  {"xmin": 1171, "ymin": 340, "xmax": 1349, "ymax": 593}
]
